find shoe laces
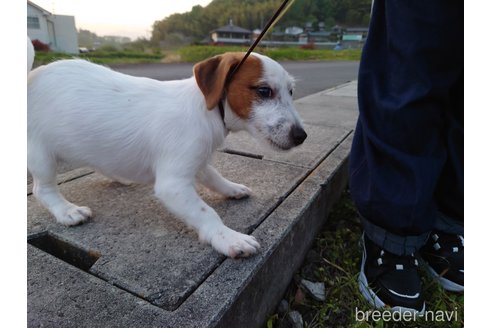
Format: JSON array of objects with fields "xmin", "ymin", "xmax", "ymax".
[
  {"xmin": 374, "ymin": 249, "xmax": 419, "ymax": 271},
  {"xmin": 430, "ymin": 232, "xmax": 464, "ymax": 253}
]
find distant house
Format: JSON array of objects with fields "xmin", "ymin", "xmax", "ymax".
[
  {"xmin": 307, "ymin": 31, "xmax": 335, "ymax": 44},
  {"xmin": 210, "ymin": 20, "xmax": 251, "ymax": 45},
  {"xmin": 27, "ymin": 0, "xmax": 78, "ymax": 53},
  {"xmin": 342, "ymin": 27, "xmax": 369, "ymax": 42},
  {"xmin": 269, "ymin": 25, "xmax": 337, "ymax": 46},
  {"xmin": 305, "ymin": 22, "xmax": 335, "ymax": 43}
]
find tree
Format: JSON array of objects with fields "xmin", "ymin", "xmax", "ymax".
[{"xmin": 150, "ymin": 0, "xmax": 371, "ymax": 46}]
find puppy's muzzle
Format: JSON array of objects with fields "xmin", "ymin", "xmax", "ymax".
[{"xmin": 290, "ymin": 125, "xmax": 307, "ymax": 146}]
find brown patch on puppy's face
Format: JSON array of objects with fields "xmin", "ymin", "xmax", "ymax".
[
  {"xmin": 193, "ymin": 52, "xmax": 263, "ymax": 119},
  {"xmin": 226, "ymin": 54, "xmax": 263, "ymax": 119},
  {"xmin": 195, "ymin": 52, "xmax": 307, "ymax": 151}
]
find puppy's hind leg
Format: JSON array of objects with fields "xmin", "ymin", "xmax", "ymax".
[{"xmin": 28, "ymin": 147, "xmax": 91, "ymax": 226}]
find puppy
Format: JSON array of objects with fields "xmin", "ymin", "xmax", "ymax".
[{"xmin": 27, "ymin": 48, "xmax": 307, "ymax": 258}]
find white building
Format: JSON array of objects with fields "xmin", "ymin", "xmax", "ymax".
[{"xmin": 27, "ymin": 1, "xmax": 79, "ymax": 54}]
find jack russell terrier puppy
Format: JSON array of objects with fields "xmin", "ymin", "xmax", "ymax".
[{"xmin": 27, "ymin": 46, "xmax": 307, "ymax": 258}]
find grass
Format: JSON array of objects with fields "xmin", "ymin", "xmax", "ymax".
[
  {"xmin": 266, "ymin": 190, "xmax": 464, "ymax": 328},
  {"xmin": 33, "ymin": 50, "xmax": 164, "ymax": 67},
  {"xmin": 177, "ymin": 45, "xmax": 362, "ymax": 62},
  {"xmin": 32, "ymin": 45, "xmax": 361, "ymax": 67}
]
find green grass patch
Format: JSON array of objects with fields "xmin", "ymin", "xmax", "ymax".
[
  {"xmin": 33, "ymin": 46, "xmax": 361, "ymax": 67},
  {"xmin": 33, "ymin": 50, "xmax": 164, "ymax": 67},
  {"xmin": 178, "ymin": 45, "xmax": 362, "ymax": 62},
  {"xmin": 267, "ymin": 190, "xmax": 464, "ymax": 328}
]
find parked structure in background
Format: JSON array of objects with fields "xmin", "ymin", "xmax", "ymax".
[
  {"xmin": 342, "ymin": 27, "xmax": 369, "ymax": 42},
  {"xmin": 210, "ymin": 20, "xmax": 252, "ymax": 45},
  {"xmin": 209, "ymin": 20, "xmax": 368, "ymax": 49},
  {"xmin": 27, "ymin": 0, "xmax": 78, "ymax": 54}
]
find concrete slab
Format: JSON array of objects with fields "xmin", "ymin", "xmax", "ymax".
[
  {"xmin": 322, "ymin": 80, "xmax": 358, "ymax": 97},
  {"xmin": 294, "ymin": 81, "xmax": 358, "ymax": 129},
  {"xmin": 27, "ymin": 134, "xmax": 353, "ymax": 328},
  {"xmin": 181, "ymin": 134, "xmax": 353, "ymax": 328},
  {"xmin": 27, "ymin": 244, "xmax": 164, "ymax": 328},
  {"xmin": 221, "ymin": 124, "xmax": 351, "ymax": 169},
  {"xmin": 28, "ymin": 153, "xmax": 308, "ymax": 311},
  {"xmin": 27, "ymin": 81, "xmax": 359, "ymax": 327}
]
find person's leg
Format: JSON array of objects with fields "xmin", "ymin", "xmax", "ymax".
[
  {"xmin": 350, "ymin": 0, "xmax": 463, "ymax": 255},
  {"xmin": 350, "ymin": 0, "xmax": 463, "ymax": 311},
  {"xmin": 435, "ymin": 73, "xmax": 464, "ymax": 233},
  {"xmin": 420, "ymin": 73, "xmax": 464, "ymax": 292}
]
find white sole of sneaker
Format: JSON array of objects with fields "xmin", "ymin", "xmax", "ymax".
[
  {"xmin": 422, "ymin": 260, "xmax": 464, "ymax": 293},
  {"xmin": 358, "ymin": 269, "xmax": 426, "ymax": 315},
  {"xmin": 359, "ymin": 234, "xmax": 426, "ymax": 315}
]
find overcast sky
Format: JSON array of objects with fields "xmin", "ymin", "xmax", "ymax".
[{"xmin": 32, "ymin": 0, "xmax": 213, "ymax": 40}]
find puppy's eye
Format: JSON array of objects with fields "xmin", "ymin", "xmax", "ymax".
[
  {"xmin": 256, "ymin": 87, "xmax": 273, "ymax": 99},
  {"xmin": 289, "ymin": 89, "xmax": 293, "ymax": 96}
]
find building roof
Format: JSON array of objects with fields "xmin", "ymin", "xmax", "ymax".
[
  {"xmin": 308, "ymin": 31, "xmax": 333, "ymax": 36},
  {"xmin": 212, "ymin": 21, "xmax": 251, "ymax": 34},
  {"xmin": 285, "ymin": 26, "xmax": 303, "ymax": 35},
  {"xmin": 27, "ymin": 0, "xmax": 51, "ymax": 15},
  {"xmin": 345, "ymin": 27, "xmax": 369, "ymax": 32}
]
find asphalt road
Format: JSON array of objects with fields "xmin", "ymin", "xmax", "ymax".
[{"xmin": 110, "ymin": 60, "xmax": 359, "ymax": 100}]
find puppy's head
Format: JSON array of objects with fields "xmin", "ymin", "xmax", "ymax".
[{"xmin": 193, "ymin": 52, "xmax": 307, "ymax": 150}]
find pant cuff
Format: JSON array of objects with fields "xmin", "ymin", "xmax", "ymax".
[
  {"xmin": 360, "ymin": 215, "xmax": 430, "ymax": 256},
  {"xmin": 434, "ymin": 211, "xmax": 464, "ymax": 235}
]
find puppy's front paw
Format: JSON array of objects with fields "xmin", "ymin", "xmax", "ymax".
[
  {"xmin": 225, "ymin": 183, "xmax": 252, "ymax": 200},
  {"xmin": 56, "ymin": 205, "xmax": 92, "ymax": 226},
  {"xmin": 210, "ymin": 226, "xmax": 260, "ymax": 258}
]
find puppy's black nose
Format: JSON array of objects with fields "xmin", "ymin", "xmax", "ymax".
[{"xmin": 290, "ymin": 125, "xmax": 307, "ymax": 146}]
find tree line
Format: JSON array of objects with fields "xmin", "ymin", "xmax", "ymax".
[{"xmin": 151, "ymin": 0, "xmax": 372, "ymax": 46}]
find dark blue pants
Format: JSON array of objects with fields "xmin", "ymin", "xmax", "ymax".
[{"xmin": 349, "ymin": 0, "xmax": 463, "ymax": 255}]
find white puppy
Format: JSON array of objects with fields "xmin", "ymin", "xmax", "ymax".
[{"xmin": 27, "ymin": 50, "xmax": 307, "ymax": 258}]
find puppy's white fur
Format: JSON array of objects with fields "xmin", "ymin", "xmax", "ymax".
[
  {"xmin": 27, "ymin": 36, "xmax": 34, "ymax": 74},
  {"xmin": 27, "ymin": 46, "xmax": 306, "ymax": 258}
]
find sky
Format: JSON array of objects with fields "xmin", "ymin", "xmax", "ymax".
[{"xmin": 32, "ymin": 0, "xmax": 213, "ymax": 40}]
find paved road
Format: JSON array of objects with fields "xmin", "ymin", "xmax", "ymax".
[{"xmin": 110, "ymin": 60, "xmax": 359, "ymax": 100}]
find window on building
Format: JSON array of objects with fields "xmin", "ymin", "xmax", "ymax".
[{"xmin": 27, "ymin": 16, "xmax": 40, "ymax": 29}]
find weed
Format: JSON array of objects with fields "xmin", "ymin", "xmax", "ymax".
[
  {"xmin": 268, "ymin": 190, "xmax": 464, "ymax": 328},
  {"xmin": 32, "ymin": 50, "xmax": 164, "ymax": 67},
  {"xmin": 177, "ymin": 45, "xmax": 362, "ymax": 63}
]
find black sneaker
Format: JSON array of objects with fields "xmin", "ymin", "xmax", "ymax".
[
  {"xmin": 359, "ymin": 233, "xmax": 425, "ymax": 314},
  {"xmin": 420, "ymin": 231, "xmax": 464, "ymax": 292}
]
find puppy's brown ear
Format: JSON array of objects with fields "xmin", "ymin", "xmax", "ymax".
[{"xmin": 193, "ymin": 54, "xmax": 241, "ymax": 110}]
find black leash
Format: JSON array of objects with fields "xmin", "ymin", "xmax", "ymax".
[{"xmin": 218, "ymin": 0, "xmax": 294, "ymax": 123}]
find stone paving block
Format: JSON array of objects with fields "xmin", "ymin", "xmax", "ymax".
[
  {"xmin": 221, "ymin": 124, "xmax": 351, "ymax": 169},
  {"xmin": 176, "ymin": 134, "xmax": 353, "ymax": 328},
  {"xmin": 28, "ymin": 152, "xmax": 308, "ymax": 311},
  {"xmin": 322, "ymin": 81, "xmax": 357, "ymax": 97},
  {"xmin": 27, "ymin": 81, "xmax": 359, "ymax": 327},
  {"xmin": 27, "ymin": 134, "xmax": 352, "ymax": 328},
  {"xmin": 292, "ymin": 81, "xmax": 358, "ymax": 129},
  {"xmin": 27, "ymin": 244, "xmax": 165, "ymax": 328}
]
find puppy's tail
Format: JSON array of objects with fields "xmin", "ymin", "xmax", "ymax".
[{"xmin": 27, "ymin": 36, "xmax": 35, "ymax": 74}]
